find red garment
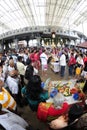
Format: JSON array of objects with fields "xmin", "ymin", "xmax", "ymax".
[
  {"xmin": 48, "ymin": 102, "xmax": 69, "ymax": 117},
  {"xmin": 30, "ymin": 53, "xmax": 35, "ymax": 62},
  {"xmin": 68, "ymin": 56, "xmax": 76, "ymax": 66},
  {"xmin": 83, "ymin": 57, "xmax": 87, "ymax": 63},
  {"xmin": 37, "ymin": 102, "xmax": 69, "ymax": 122},
  {"xmin": 34, "ymin": 53, "xmax": 39, "ymax": 61}
]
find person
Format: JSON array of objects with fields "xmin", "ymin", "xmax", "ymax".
[
  {"xmin": 16, "ymin": 56, "xmax": 25, "ymax": 86},
  {"xmin": 59, "ymin": 51, "xmax": 66, "ymax": 77},
  {"xmin": 24, "ymin": 59, "xmax": 38, "ymax": 85},
  {"xmin": 0, "ymin": 79, "xmax": 17, "ymax": 110},
  {"xmin": 0, "ymin": 103, "xmax": 29, "ymax": 130},
  {"xmin": 40, "ymin": 49, "xmax": 48, "ymax": 76},
  {"xmin": 6, "ymin": 70, "xmax": 22, "ymax": 107},
  {"xmin": 49, "ymin": 104, "xmax": 84, "ymax": 130},
  {"xmin": 68, "ymin": 53, "xmax": 76, "ymax": 76},
  {"xmin": 37, "ymin": 93, "xmax": 69, "ymax": 122},
  {"xmin": 81, "ymin": 62, "xmax": 87, "ymax": 93},
  {"xmin": 21, "ymin": 75, "xmax": 49, "ymax": 111},
  {"xmin": 7, "ymin": 59, "xmax": 16, "ymax": 72}
]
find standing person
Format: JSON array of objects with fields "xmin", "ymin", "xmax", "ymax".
[
  {"xmin": 34, "ymin": 50, "xmax": 40, "ymax": 70},
  {"xmin": 59, "ymin": 51, "xmax": 66, "ymax": 77},
  {"xmin": 68, "ymin": 53, "xmax": 76, "ymax": 77},
  {"xmin": 16, "ymin": 56, "xmax": 25, "ymax": 86},
  {"xmin": 40, "ymin": 49, "xmax": 48, "ymax": 76}
]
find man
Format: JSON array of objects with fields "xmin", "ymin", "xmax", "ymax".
[
  {"xmin": 40, "ymin": 49, "xmax": 48, "ymax": 76},
  {"xmin": 0, "ymin": 79, "xmax": 17, "ymax": 110},
  {"xmin": 59, "ymin": 51, "xmax": 66, "ymax": 77}
]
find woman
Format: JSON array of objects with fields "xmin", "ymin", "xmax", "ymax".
[
  {"xmin": 37, "ymin": 93, "xmax": 69, "ymax": 122},
  {"xmin": 21, "ymin": 75, "xmax": 49, "ymax": 111}
]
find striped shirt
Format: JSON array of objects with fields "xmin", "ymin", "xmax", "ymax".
[{"xmin": 0, "ymin": 87, "xmax": 16, "ymax": 110}]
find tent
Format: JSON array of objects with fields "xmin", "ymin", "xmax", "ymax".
[{"xmin": 77, "ymin": 42, "xmax": 87, "ymax": 49}]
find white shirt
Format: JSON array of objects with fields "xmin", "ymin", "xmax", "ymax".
[
  {"xmin": 0, "ymin": 108, "xmax": 28, "ymax": 130},
  {"xmin": 8, "ymin": 66, "xmax": 15, "ymax": 72},
  {"xmin": 40, "ymin": 52, "xmax": 48, "ymax": 65},
  {"xmin": 76, "ymin": 57, "xmax": 84, "ymax": 66},
  {"xmin": 16, "ymin": 61, "xmax": 25, "ymax": 75},
  {"xmin": 6, "ymin": 76, "xmax": 19, "ymax": 94},
  {"xmin": 59, "ymin": 54, "xmax": 66, "ymax": 66}
]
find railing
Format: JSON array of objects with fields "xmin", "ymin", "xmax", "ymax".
[{"xmin": 0, "ymin": 26, "xmax": 79, "ymax": 40}]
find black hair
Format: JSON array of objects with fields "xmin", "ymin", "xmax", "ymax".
[
  {"xmin": 68, "ymin": 104, "xmax": 84, "ymax": 123},
  {"xmin": 25, "ymin": 65, "xmax": 34, "ymax": 80},
  {"xmin": 84, "ymin": 62, "xmax": 87, "ymax": 71},
  {"xmin": 0, "ymin": 103, "xmax": 2, "ymax": 111},
  {"xmin": 26, "ymin": 75, "xmax": 43, "ymax": 100},
  {"xmin": 17, "ymin": 56, "xmax": 23, "ymax": 61},
  {"xmin": 26, "ymin": 58, "xmax": 32, "ymax": 65}
]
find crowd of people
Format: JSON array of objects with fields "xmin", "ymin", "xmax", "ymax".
[{"xmin": 0, "ymin": 46, "xmax": 87, "ymax": 129}]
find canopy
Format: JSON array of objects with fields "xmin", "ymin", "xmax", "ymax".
[
  {"xmin": 77, "ymin": 42, "xmax": 87, "ymax": 49},
  {"xmin": 0, "ymin": 0, "xmax": 87, "ymax": 35}
]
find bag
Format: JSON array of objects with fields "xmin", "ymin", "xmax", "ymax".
[
  {"xmin": 76, "ymin": 67, "xmax": 81, "ymax": 75},
  {"xmin": 37, "ymin": 102, "xmax": 51, "ymax": 122}
]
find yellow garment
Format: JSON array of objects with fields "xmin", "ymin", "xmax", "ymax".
[
  {"xmin": 76, "ymin": 67, "xmax": 81, "ymax": 75},
  {"xmin": 0, "ymin": 88, "xmax": 16, "ymax": 110}
]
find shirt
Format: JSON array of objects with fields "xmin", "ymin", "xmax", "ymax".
[
  {"xmin": 16, "ymin": 61, "xmax": 25, "ymax": 75},
  {"xmin": 0, "ymin": 108, "xmax": 28, "ymax": 130},
  {"xmin": 6, "ymin": 76, "xmax": 19, "ymax": 94},
  {"xmin": 0, "ymin": 88, "xmax": 16, "ymax": 110},
  {"xmin": 40, "ymin": 52, "xmax": 48, "ymax": 65},
  {"xmin": 59, "ymin": 54, "xmax": 66, "ymax": 66}
]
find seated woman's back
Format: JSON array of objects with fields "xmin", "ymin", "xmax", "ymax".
[{"xmin": 21, "ymin": 75, "xmax": 49, "ymax": 111}]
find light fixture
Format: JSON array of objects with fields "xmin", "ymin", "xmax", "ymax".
[{"xmin": 52, "ymin": 32, "xmax": 56, "ymax": 38}]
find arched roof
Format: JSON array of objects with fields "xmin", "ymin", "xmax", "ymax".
[{"xmin": 0, "ymin": 0, "xmax": 87, "ymax": 35}]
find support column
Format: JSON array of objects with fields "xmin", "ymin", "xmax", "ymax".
[
  {"xmin": 36, "ymin": 37, "xmax": 41, "ymax": 47},
  {"xmin": 26, "ymin": 38, "xmax": 29, "ymax": 47},
  {"xmin": 13, "ymin": 39, "xmax": 19, "ymax": 51},
  {"xmin": 0, "ymin": 40, "xmax": 4, "ymax": 53}
]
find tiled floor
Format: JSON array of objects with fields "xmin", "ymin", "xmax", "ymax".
[{"xmin": 18, "ymin": 65, "xmax": 71, "ymax": 130}]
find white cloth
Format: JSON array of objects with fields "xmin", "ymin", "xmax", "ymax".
[
  {"xmin": 40, "ymin": 52, "xmax": 48, "ymax": 65},
  {"xmin": 81, "ymin": 70, "xmax": 87, "ymax": 78},
  {"xmin": 8, "ymin": 66, "xmax": 15, "ymax": 72},
  {"xmin": 76, "ymin": 57, "xmax": 84, "ymax": 66},
  {"xmin": 6, "ymin": 76, "xmax": 19, "ymax": 94},
  {"xmin": 0, "ymin": 108, "xmax": 28, "ymax": 130},
  {"xmin": 59, "ymin": 54, "xmax": 66, "ymax": 66},
  {"xmin": 16, "ymin": 61, "xmax": 25, "ymax": 75}
]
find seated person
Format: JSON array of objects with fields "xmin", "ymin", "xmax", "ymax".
[
  {"xmin": 49, "ymin": 104, "xmax": 84, "ymax": 130},
  {"xmin": 0, "ymin": 79, "xmax": 17, "ymax": 110},
  {"xmin": 21, "ymin": 75, "xmax": 49, "ymax": 111},
  {"xmin": 37, "ymin": 93, "xmax": 69, "ymax": 122},
  {"xmin": 0, "ymin": 103, "xmax": 29, "ymax": 130}
]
